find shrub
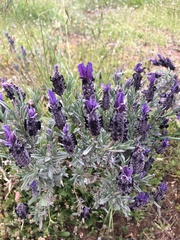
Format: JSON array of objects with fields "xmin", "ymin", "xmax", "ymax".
[{"xmin": 0, "ymin": 54, "xmax": 179, "ymax": 236}]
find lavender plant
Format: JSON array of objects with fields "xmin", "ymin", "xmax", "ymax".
[{"xmin": 0, "ymin": 55, "xmax": 179, "ymax": 232}]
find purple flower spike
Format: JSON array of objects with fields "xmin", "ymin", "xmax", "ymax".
[
  {"xmin": 114, "ymin": 70, "xmax": 123, "ymax": 81},
  {"xmin": 134, "ymin": 63, "xmax": 145, "ymax": 74},
  {"xmin": 142, "ymin": 103, "xmax": 150, "ymax": 115},
  {"xmin": 85, "ymin": 96, "xmax": 98, "ymax": 113},
  {"xmin": 48, "ymin": 90, "xmax": 58, "ymax": 105},
  {"xmin": 156, "ymin": 137, "xmax": 170, "ymax": 154},
  {"xmin": 61, "ymin": 124, "xmax": 77, "ymax": 154},
  {"xmin": 116, "ymin": 166, "xmax": 133, "ymax": 194},
  {"xmin": 2, "ymin": 82, "xmax": 26, "ymax": 102},
  {"xmin": 101, "ymin": 83, "xmax": 111, "ymax": 111},
  {"xmin": 130, "ymin": 192, "xmax": 150, "ymax": 210},
  {"xmin": 20, "ymin": 46, "xmax": 26, "ymax": 57},
  {"xmin": 160, "ymin": 182, "xmax": 168, "ymax": 192},
  {"xmin": 81, "ymin": 206, "xmax": 91, "ymax": 219},
  {"xmin": 30, "ymin": 181, "xmax": 39, "ymax": 196},
  {"xmin": 137, "ymin": 192, "xmax": 150, "ymax": 204},
  {"xmin": 122, "ymin": 166, "xmax": 133, "ymax": 177},
  {"xmin": 1, "ymin": 125, "xmax": 30, "ymax": 167},
  {"xmin": 78, "ymin": 62, "xmax": 93, "ymax": 80},
  {"xmin": 15, "ymin": 203, "xmax": 29, "ymax": 219},
  {"xmin": 150, "ymin": 54, "xmax": 175, "ymax": 71},
  {"xmin": 50, "ymin": 65, "xmax": 66, "ymax": 96},
  {"xmin": 154, "ymin": 182, "xmax": 168, "ymax": 202},
  {"xmin": 130, "ymin": 142, "xmax": 146, "ymax": 174},
  {"xmin": 110, "ymin": 91, "xmax": 128, "ymax": 141},
  {"xmin": 25, "ymin": 107, "xmax": 41, "ymax": 136},
  {"xmin": 101, "ymin": 83, "xmax": 111, "ymax": 91}
]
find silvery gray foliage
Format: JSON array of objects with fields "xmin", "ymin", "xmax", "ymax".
[{"xmin": 0, "ymin": 57, "xmax": 180, "ymax": 228}]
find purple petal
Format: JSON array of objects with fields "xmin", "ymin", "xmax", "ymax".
[
  {"xmin": 78, "ymin": 62, "xmax": 93, "ymax": 80},
  {"xmin": 134, "ymin": 63, "xmax": 144, "ymax": 74},
  {"xmin": 85, "ymin": 96, "xmax": 98, "ymax": 113},
  {"xmin": 86, "ymin": 62, "xmax": 93, "ymax": 80},
  {"xmin": 48, "ymin": 90, "xmax": 57, "ymax": 105},
  {"xmin": 101, "ymin": 83, "xmax": 111, "ymax": 91},
  {"xmin": 142, "ymin": 103, "xmax": 150, "ymax": 115},
  {"xmin": 159, "ymin": 182, "xmax": 167, "ymax": 191},
  {"xmin": 114, "ymin": 91, "xmax": 125, "ymax": 109},
  {"xmin": 27, "ymin": 107, "xmax": 36, "ymax": 118},
  {"xmin": 148, "ymin": 73, "xmax": 156, "ymax": 84},
  {"xmin": 122, "ymin": 166, "xmax": 133, "ymax": 177},
  {"xmin": 162, "ymin": 137, "xmax": 170, "ymax": 147},
  {"xmin": 137, "ymin": 192, "xmax": 150, "ymax": 204},
  {"xmin": 2, "ymin": 125, "xmax": 16, "ymax": 145}
]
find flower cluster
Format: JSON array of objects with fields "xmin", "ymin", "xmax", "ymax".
[
  {"xmin": 0, "ymin": 54, "xmax": 179, "ymax": 229},
  {"xmin": 0, "ymin": 125, "xmax": 30, "ymax": 167},
  {"xmin": 116, "ymin": 166, "xmax": 133, "ymax": 194},
  {"xmin": 154, "ymin": 182, "xmax": 168, "ymax": 202},
  {"xmin": 150, "ymin": 54, "xmax": 175, "ymax": 70},
  {"xmin": 15, "ymin": 202, "xmax": 29, "ymax": 219},
  {"xmin": 50, "ymin": 65, "xmax": 66, "ymax": 96},
  {"xmin": 2, "ymin": 82, "xmax": 26, "ymax": 102},
  {"xmin": 24, "ymin": 107, "xmax": 41, "ymax": 136},
  {"xmin": 109, "ymin": 91, "xmax": 128, "ymax": 142}
]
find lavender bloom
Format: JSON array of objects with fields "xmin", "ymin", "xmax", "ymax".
[
  {"xmin": 171, "ymin": 75, "xmax": 180, "ymax": 94},
  {"xmin": 24, "ymin": 107, "xmax": 41, "ymax": 136},
  {"xmin": 78, "ymin": 62, "xmax": 93, "ymax": 80},
  {"xmin": 144, "ymin": 156, "xmax": 155, "ymax": 171},
  {"xmin": 113, "ymin": 69, "xmax": 124, "ymax": 81},
  {"xmin": 48, "ymin": 90, "xmax": 66, "ymax": 130},
  {"xmin": 78, "ymin": 62, "xmax": 95, "ymax": 100},
  {"xmin": 8, "ymin": 36, "xmax": 15, "ymax": 48},
  {"xmin": 159, "ymin": 118, "xmax": 169, "ymax": 129},
  {"xmin": 154, "ymin": 182, "xmax": 168, "ymax": 202},
  {"xmin": 156, "ymin": 137, "xmax": 170, "ymax": 154},
  {"xmin": 15, "ymin": 203, "xmax": 29, "ymax": 219},
  {"xmin": 125, "ymin": 78, "xmax": 132, "ymax": 88},
  {"xmin": 116, "ymin": 166, "xmax": 133, "ymax": 195},
  {"xmin": 143, "ymin": 73, "xmax": 157, "ymax": 102},
  {"xmin": 84, "ymin": 96, "xmax": 101, "ymax": 136},
  {"xmin": 101, "ymin": 83, "xmax": 111, "ymax": 110},
  {"xmin": 20, "ymin": 46, "xmax": 26, "ymax": 57},
  {"xmin": 133, "ymin": 63, "xmax": 145, "ymax": 90},
  {"xmin": 81, "ymin": 206, "xmax": 91, "ymax": 219},
  {"xmin": 176, "ymin": 111, "xmax": 180, "ymax": 120},
  {"xmin": 137, "ymin": 103, "xmax": 150, "ymax": 141},
  {"xmin": 30, "ymin": 181, "xmax": 39, "ymax": 196},
  {"xmin": 0, "ymin": 93, "xmax": 5, "ymax": 115},
  {"xmin": 160, "ymin": 92, "xmax": 174, "ymax": 111},
  {"xmin": 0, "ymin": 125, "xmax": 30, "ymax": 168},
  {"xmin": 130, "ymin": 142, "xmax": 146, "ymax": 174},
  {"xmin": 109, "ymin": 91, "xmax": 128, "ymax": 141},
  {"xmin": 130, "ymin": 192, "xmax": 150, "ymax": 210},
  {"xmin": 150, "ymin": 54, "xmax": 175, "ymax": 71},
  {"xmin": 14, "ymin": 64, "xmax": 19, "ymax": 71},
  {"xmin": 2, "ymin": 82, "xmax": 26, "ymax": 102},
  {"xmin": 50, "ymin": 65, "xmax": 66, "ymax": 96},
  {"xmin": 62, "ymin": 124, "xmax": 77, "ymax": 154}
]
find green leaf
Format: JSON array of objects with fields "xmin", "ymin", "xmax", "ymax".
[
  {"xmin": 58, "ymin": 231, "xmax": 70, "ymax": 237},
  {"xmin": 83, "ymin": 145, "xmax": 93, "ymax": 155},
  {"xmin": 39, "ymin": 198, "xmax": 49, "ymax": 207}
]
